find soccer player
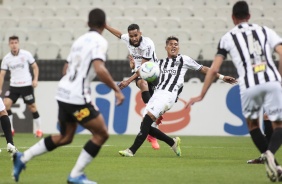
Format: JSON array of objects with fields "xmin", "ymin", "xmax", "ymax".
[
  {"xmin": 186, "ymin": 1, "xmax": 282, "ymax": 181},
  {"xmin": 118, "ymin": 36, "xmax": 236, "ymax": 157},
  {"xmin": 12, "ymin": 8, "xmax": 125, "ymax": 183},
  {"xmin": 105, "ymin": 23, "xmax": 161, "ymax": 149},
  {"xmin": 0, "ymin": 36, "xmax": 43, "ymax": 138}
]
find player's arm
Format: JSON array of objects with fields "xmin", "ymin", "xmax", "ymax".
[
  {"xmin": 62, "ymin": 62, "xmax": 68, "ymax": 76},
  {"xmin": 275, "ymin": 44, "xmax": 282, "ymax": 77},
  {"xmin": 199, "ymin": 66, "xmax": 237, "ymax": 84},
  {"xmin": 31, "ymin": 62, "xmax": 39, "ymax": 88},
  {"xmin": 0, "ymin": 70, "xmax": 7, "ymax": 95},
  {"xmin": 94, "ymin": 59, "xmax": 124, "ymax": 105},
  {"xmin": 186, "ymin": 55, "xmax": 224, "ymax": 108},
  {"xmin": 105, "ymin": 24, "xmax": 122, "ymax": 39}
]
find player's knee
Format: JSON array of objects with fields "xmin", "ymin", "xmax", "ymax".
[
  {"xmin": 27, "ymin": 103, "xmax": 37, "ymax": 112},
  {"xmin": 138, "ymin": 80, "xmax": 148, "ymax": 91}
]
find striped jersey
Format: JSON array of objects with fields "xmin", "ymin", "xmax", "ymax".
[
  {"xmin": 121, "ymin": 34, "xmax": 157, "ymax": 70},
  {"xmin": 56, "ymin": 31, "xmax": 108, "ymax": 105},
  {"xmin": 217, "ymin": 22, "xmax": 282, "ymax": 91},
  {"xmin": 1, "ymin": 49, "xmax": 35, "ymax": 87},
  {"xmin": 156, "ymin": 54, "xmax": 202, "ymax": 95}
]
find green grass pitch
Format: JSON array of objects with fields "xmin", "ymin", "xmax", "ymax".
[{"xmin": 0, "ymin": 134, "xmax": 277, "ymax": 184}]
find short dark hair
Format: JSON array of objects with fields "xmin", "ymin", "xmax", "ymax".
[
  {"xmin": 9, "ymin": 36, "xmax": 19, "ymax": 41},
  {"xmin": 232, "ymin": 1, "xmax": 249, "ymax": 20},
  {"xmin": 88, "ymin": 8, "xmax": 106, "ymax": 28},
  {"xmin": 127, "ymin": 24, "xmax": 140, "ymax": 31},
  {"xmin": 166, "ymin": 36, "xmax": 179, "ymax": 45}
]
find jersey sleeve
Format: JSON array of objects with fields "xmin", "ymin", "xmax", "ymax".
[
  {"xmin": 216, "ymin": 34, "xmax": 230, "ymax": 59},
  {"xmin": 264, "ymin": 26, "xmax": 282, "ymax": 49},
  {"xmin": 26, "ymin": 51, "xmax": 35, "ymax": 64},
  {"xmin": 1, "ymin": 58, "xmax": 8, "ymax": 70},
  {"xmin": 182, "ymin": 55, "xmax": 203, "ymax": 71},
  {"xmin": 91, "ymin": 39, "xmax": 108, "ymax": 62},
  {"xmin": 142, "ymin": 39, "xmax": 155, "ymax": 60}
]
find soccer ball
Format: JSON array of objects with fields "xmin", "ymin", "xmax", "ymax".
[{"xmin": 139, "ymin": 61, "xmax": 160, "ymax": 82}]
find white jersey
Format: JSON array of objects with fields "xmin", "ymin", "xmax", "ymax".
[
  {"xmin": 156, "ymin": 54, "xmax": 203, "ymax": 95},
  {"xmin": 217, "ymin": 22, "xmax": 282, "ymax": 91},
  {"xmin": 121, "ymin": 34, "xmax": 157, "ymax": 70},
  {"xmin": 56, "ymin": 31, "xmax": 108, "ymax": 105},
  {"xmin": 1, "ymin": 49, "xmax": 35, "ymax": 87}
]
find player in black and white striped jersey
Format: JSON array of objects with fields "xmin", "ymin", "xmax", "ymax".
[
  {"xmin": 186, "ymin": 1, "xmax": 282, "ymax": 181},
  {"xmin": 105, "ymin": 23, "xmax": 161, "ymax": 150},
  {"xmin": 118, "ymin": 36, "xmax": 236, "ymax": 157}
]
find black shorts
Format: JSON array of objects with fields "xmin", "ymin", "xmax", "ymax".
[
  {"xmin": 57, "ymin": 101, "xmax": 100, "ymax": 125},
  {"xmin": 5, "ymin": 86, "xmax": 35, "ymax": 104}
]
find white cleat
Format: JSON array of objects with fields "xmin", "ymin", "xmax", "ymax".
[
  {"xmin": 7, "ymin": 143, "xmax": 18, "ymax": 154},
  {"xmin": 118, "ymin": 148, "xmax": 134, "ymax": 157},
  {"xmin": 171, "ymin": 137, "xmax": 181, "ymax": 156},
  {"xmin": 262, "ymin": 150, "xmax": 278, "ymax": 182}
]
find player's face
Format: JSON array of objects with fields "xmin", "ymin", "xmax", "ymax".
[
  {"xmin": 128, "ymin": 29, "xmax": 141, "ymax": 46},
  {"xmin": 9, "ymin": 39, "xmax": 19, "ymax": 54},
  {"xmin": 166, "ymin": 40, "xmax": 179, "ymax": 58}
]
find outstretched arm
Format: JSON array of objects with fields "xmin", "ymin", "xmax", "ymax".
[
  {"xmin": 118, "ymin": 73, "xmax": 139, "ymax": 90},
  {"xmin": 105, "ymin": 24, "xmax": 122, "ymax": 39},
  {"xmin": 186, "ymin": 55, "xmax": 224, "ymax": 108},
  {"xmin": 31, "ymin": 62, "xmax": 39, "ymax": 88},
  {"xmin": 199, "ymin": 66, "xmax": 237, "ymax": 84},
  {"xmin": 275, "ymin": 44, "xmax": 282, "ymax": 78}
]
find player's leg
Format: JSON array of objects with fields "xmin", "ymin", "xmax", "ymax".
[{"xmin": 68, "ymin": 104, "xmax": 107, "ymax": 183}]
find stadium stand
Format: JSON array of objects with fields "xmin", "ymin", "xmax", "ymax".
[
  {"xmin": 37, "ymin": 42, "xmax": 60, "ymax": 59},
  {"xmin": 20, "ymin": 42, "xmax": 38, "ymax": 57},
  {"xmin": 146, "ymin": 6, "xmax": 169, "ymax": 17},
  {"xmin": 27, "ymin": 29, "xmax": 50, "ymax": 43},
  {"xmin": 3, "ymin": 28, "xmax": 27, "ymax": 42}
]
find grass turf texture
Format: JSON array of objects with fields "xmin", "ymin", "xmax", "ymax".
[{"xmin": 0, "ymin": 134, "xmax": 276, "ymax": 184}]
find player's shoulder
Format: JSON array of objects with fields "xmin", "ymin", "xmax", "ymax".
[
  {"xmin": 179, "ymin": 54, "xmax": 193, "ymax": 61},
  {"xmin": 2, "ymin": 52, "xmax": 12, "ymax": 61},
  {"xmin": 141, "ymin": 36, "xmax": 155, "ymax": 47},
  {"xmin": 19, "ymin": 49, "xmax": 32, "ymax": 55}
]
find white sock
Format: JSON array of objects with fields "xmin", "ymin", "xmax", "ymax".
[
  {"xmin": 70, "ymin": 149, "xmax": 93, "ymax": 178},
  {"xmin": 151, "ymin": 122, "xmax": 158, "ymax": 128},
  {"xmin": 21, "ymin": 139, "xmax": 47, "ymax": 163},
  {"xmin": 33, "ymin": 117, "xmax": 41, "ymax": 130},
  {"xmin": 9, "ymin": 114, "xmax": 14, "ymax": 131}
]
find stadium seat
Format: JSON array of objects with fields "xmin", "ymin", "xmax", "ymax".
[
  {"xmin": 69, "ymin": 0, "xmax": 93, "ymax": 6},
  {"xmin": 0, "ymin": 18, "xmax": 18, "ymax": 29},
  {"xmin": 103, "ymin": 6, "xmax": 124, "ymax": 18},
  {"xmin": 0, "ymin": 7, "xmax": 11, "ymax": 17},
  {"xmin": 157, "ymin": 17, "xmax": 181, "ymax": 29},
  {"xmin": 3, "ymin": 0, "xmax": 25, "ymax": 6},
  {"xmin": 11, "ymin": 7, "xmax": 33, "ymax": 17},
  {"xmin": 216, "ymin": 6, "xmax": 232, "ymax": 17},
  {"xmin": 155, "ymin": 42, "xmax": 167, "ymax": 59},
  {"xmin": 263, "ymin": 7, "xmax": 280, "ymax": 18},
  {"xmin": 142, "ymin": 29, "xmax": 167, "ymax": 44},
  {"xmin": 137, "ymin": 0, "xmax": 161, "ymax": 6},
  {"xmin": 107, "ymin": 41, "xmax": 129, "ymax": 60},
  {"xmin": 170, "ymin": 7, "xmax": 193, "ymax": 17},
  {"xmin": 18, "ymin": 18, "xmax": 41, "ymax": 29},
  {"xmin": 165, "ymin": 29, "xmax": 191, "ymax": 42},
  {"xmin": 252, "ymin": 18, "xmax": 275, "ymax": 29},
  {"xmin": 134, "ymin": 17, "xmax": 157, "ymax": 29},
  {"xmin": 213, "ymin": 30, "xmax": 228, "ymax": 43},
  {"xmin": 189, "ymin": 29, "xmax": 214, "ymax": 43},
  {"xmin": 123, "ymin": 6, "xmax": 146, "ymax": 17},
  {"xmin": 201, "ymin": 41, "xmax": 218, "ymax": 60},
  {"xmin": 41, "ymin": 17, "xmax": 64, "ymax": 29},
  {"xmin": 3, "ymin": 28, "xmax": 27, "ymax": 42},
  {"xmin": 64, "ymin": 17, "xmax": 88, "ymax": 28},
  {"xmin": 24, "ymin": 0, "xmax": 47, "ymax": 6},
  {"xmin": 46, "ymin": 0, "xmax": 69, "ymax": 6},
  {"xmin": 72, "ymin": 29, "xmax": 88, "ymax": 40},
  {"xmin": 37, "ymin": 42, "xmax": 60, "ymax": 59},
  {"xmin": 115, "ymin": 0, "xmax": 138, "ymax": 6},
  {"xmin": 59, "ymin": 42, "xmax": 72, "ymax": 59},
  {"xmin": 192, "ymin": 6, "xmax": 216, "ymax": 18},
  {"xmin": 180, "ymin": 17, "xmax": 204, "ymax": 30},
  {"xmin": 180, "ymin": 41, "xmax": 202, "ymax": 60},
  {"xmin": 276, "ymin": 21, "xmax": 282, "ymax": 31},
  {"xmin": 77, "ymin": 6, "xmax": 93, "ymax": 18},
  {"xmin": 181, "ymin": 0, "xmax": 205, "ymax": 6},
  {"xmin": 93, "ymin": 0, "xmax": 115, "ymax": 6},
  {"xmin": 205, "ymin": 0, "xmax": 231, "ymax": 6},
  {"xmin": 146, "ymin": 6, "xmax": 169, "ymax": 18},
  {"xmin": 250, "ymin": 6, "xmax": 264, "ymax": 18},
  {"xmin": 274, "ymin": 0, "xmax": 282, "ymax": 6},
  {"xmin": 33, "ymin": 7, "xmax": 55, "ymax": 17},
  {"xmin": 27, "ymin": 29, "xmax": 50, "ymax": 43},
  {"xmin": 20, "ymin": 42, "xmax": 37, "ymax": 57},
  {"xmin": 250, "ymin": 0, "xmax": 275, "ymax": 6},
  {"xmin": 49, "ymin": 29, "xmax": 73, "ymax": 44},
  {"xmin": 55, "ymin": 6, "xmax": 78, "ymax": 17},
  {"xmin": 204, "ymin": 18, "xmax": 228, "ymax": 31},
  {"xmin": 110, "ymin": 17, "xmax": 134, "ymax": 30},
  {"xmin": 1, "ymin": 42, "xmax": 10, "ymax": 59}
]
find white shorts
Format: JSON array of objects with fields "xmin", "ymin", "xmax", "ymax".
[
  {"xmin": 145, "ymin": 90, "xmax": 177, "ymax": 119},
  {"xmin": 0, "ymin": 98, "xmax": 5, "ymax": 111},
  {"xmin": 241, "ymin": 81, "xmax": 282, "ymax": 121}
]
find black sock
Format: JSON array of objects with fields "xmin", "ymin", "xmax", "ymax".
[
  {"xmin": 129, "ymin": 114, "xmax": 153, "ymax": 154},
  {"xmin": 249, "ymin": 128, "xmax": 268, "ymax": 153},
  {"xmin": 268, "ymin": 128, "xmax": 282, "ymax": 154},
  {"xmin": 44, "ymin": 136, "xmax": 57, "ymax": 151},
  {"xmin": 141, "ymin": 91, "xmax": 151, "ymax": 104},
  {"xmin": 264, "ymin": 120, "xmax": 273, "ymax": 143},
  {"xmin": 149, "ymin": 127, "xmax": 175, "ymax": 147},
  {"xmin": 0, "ymin": 115, "xmax": 13, "ymax": 145},
  {"xmin": 84, "ymin": 140, "xmax": 101, "ymax": 158}
]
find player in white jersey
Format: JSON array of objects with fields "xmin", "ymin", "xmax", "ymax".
[
  {"xmin": 118, "ymin": 36, "xmax": 236, "ymax": 157},
  {"xmin": 12, "ymin": 9, "xmax": 124, "ymax": 183},
  {"xmin": 186, "ymin": 1, "xmax": 282, "ymax": 182},
  {"xmin": 0, "ymin": 36, "xmax": 43, "ymax": 138},
  {"xmin": 105, "ymin": 23, "xmax": 161, "ymax": 149}
]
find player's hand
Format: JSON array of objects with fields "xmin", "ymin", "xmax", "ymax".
[
  {"xmin": 118, "ymin": 80, "xmax": 130, "ymax": 90},
  {"xmin": 32, "ymin": 80, "xmax": 38, "ymax": 88},
  {"xmin": 128, "ymin": 55, "xmax": 135, "ymax": 69},
  {"xmin": 185, "ymin": 96, "xmax": 203, "ymax": 109},
  {"xmin": 115, "ymin": 90, "xmax": 125, "ymax": 106},
  {"xmin": 222, "ymin": 76, "xmax": 237, "ymax": 84}
]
